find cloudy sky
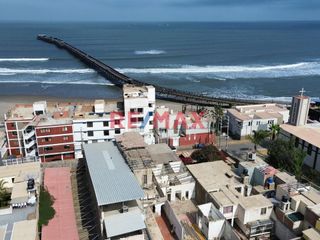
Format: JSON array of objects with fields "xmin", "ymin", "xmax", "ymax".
[{"xmin": 1, "ymin": 0, "xmax": 320, "ymax": 22}]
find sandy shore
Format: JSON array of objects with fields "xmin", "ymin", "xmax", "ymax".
[{"xmin": 0, "ymin": 95, "xmax": 193, "ymax": 122}]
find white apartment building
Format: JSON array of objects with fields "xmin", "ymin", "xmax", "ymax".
[
  {"xmin": 227, "ymin": 103, "xmax": 289, "ymax": 139},
  {"xmin": 73, "ymin": 84, "xmax": 156, "ymax": 158},
  {"xmin": 123, "ymin": 84, "xmax": 155, "ymax": 145}
]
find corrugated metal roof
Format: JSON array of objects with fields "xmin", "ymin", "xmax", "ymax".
[
  {"xmin": 84, "ymin": 142, "xmax": 144, "ymax": 206},
  {"xmin": 104, "ymin": 209, "xmax": 146, "ymax": 238}
]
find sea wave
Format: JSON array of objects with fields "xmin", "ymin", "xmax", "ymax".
[
  {"xmin": 134, "ymin": 50, "xmax": 166, "ymax": 55},
  {"xmin": 116, "ymin": 62, "xmax": 320, "ymax": 79},
  {"xmin": 0, "ymin": 68, "xmax": 95, "ymax": 75},
  {"xmin": 0, "ymin": 58, "xmax": 49, "ymax": 62},
  {"xmin": 0, "ymin": 79, "xmax": 114, "ymax": 86}
]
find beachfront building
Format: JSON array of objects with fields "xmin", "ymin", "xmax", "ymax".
[
  {"xmin": 154, "ymin": 106, "xmax": 214, "ymax": 148},
  {"xmin": 3, "ymin": 84, "xmax": 156, "ymax": 162},
  {"xmin": 227, "ymin": 103, "xmax": 289, "ymax": 139},
  {"xmin": 83, "ymin": 142, "xmax": 146, "ymax": 239},
  {"xmin": 279, "ymin": 93, "xmax": 320, "ymax": 172},
  {"xmin": 72, "ymin": 100, "xmax": 126, "ymax": 159},
  {"xmin": 123, "ymin": 84, "xmax": 155, "ymax": 145}
]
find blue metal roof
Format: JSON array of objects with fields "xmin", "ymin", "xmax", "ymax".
[{"xmin": 83, "ymin": 142, "xmax": 144, "ymax": 206}]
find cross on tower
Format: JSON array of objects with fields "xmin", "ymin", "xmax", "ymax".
[{"xmin": 299, "ymin": 88, "xmax": 306, "ymax": 97}]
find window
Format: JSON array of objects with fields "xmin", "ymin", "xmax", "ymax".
[
  {"xmin": 88, "ymin": 131, "xmax": 94, "ymax": 137},
  {"xmin": 308, "ymin": 144, "xmax": 313, "ymax": 156},
  {"xmin": 149, "ymin": 112, "xmax": 153, "ymax": 116},
  {"xmin": 87, "ymin": 122, "xmax": 93, "ymax": 128},
  {"xmin": 12, "ymin": 131, "xmax": 17, "ymax": 136},
  {"xmin": 256, "ymin": 121, "xmax": 260, "ymax": 126},
  {"xmin": 104, "ymin": 130, "xmax": 109, "ymax": 136},
  {"xmin": 40, "ymin": 128, "xmax": 50, "ymax": 133},
  {"xmin": 138, "ymin": 117, "xmax": 144, "ymax": 122},
  {"xmin": 138, "ymin": 108, "xmax": 143, "ymax": 113},
  {"xmin": 149, "ymin": 121, "xmax": 153, "ymax": 125},
  {"xmin": 223, "ymin": 206, "xmax": 233, "ymax": 214},
  {"xmin": 103, "ymin": 121, "xmax": 109, "ymax": 127},
  {"xmin": 248, "ymin": 121, "xmax": 251, "ymax": 126},
  {"xmin": 143, "ymin": 175, "xmax": 147, "ymax": 185},
  {"xmin": 62, "ymin": 127, "xmax": 68, "ymax": 132},
  {"xmin": 44, "ymin": 146, "xmax": 53, "ymax": 151},
  {"xmin": 261, "ymin": 207, "xmax": 267, "ymax": 215},
  {"xmin": 148, "ymin": 103, "xmax": 153, "ymax": 108},
  {"xmin": 115, "ymin": 119, "xmax": 120, "ymax": 125},
  {"xmin": 130, "ymin": 108, "xmax": 135, "ymax": 113},
  {"xmin": 64, "ymin": 145, "xmax": 71, "ymax": 149},
  {"xmin": 115, "ymin": 128, "xmax": 121, "ymax": 134},
  {"xmin": 11, "ymin": 123, "xmax": 15, "ymax": 128},
  {"xmin": 268, "ymin": 120, "xmax": 274, "ymax": 125},
  {"xmin": 63, "ymin": 136, "xmax": 69, "ymax": 141}
]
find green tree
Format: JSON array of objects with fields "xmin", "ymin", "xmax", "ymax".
[
  {"xmin": 269, "ymin": 124, "xmax": 280, "ymax": 140},
  {"xmin": 267, "ymin": 139, "xmax": 306, "ymax": 179},
  {"xmin": 247, "ymin": 130, "xmax": 271, "ymax": 151},
  {"xmin": 191, "ymin": 145, "xmax": 224, "ymax": 163}
]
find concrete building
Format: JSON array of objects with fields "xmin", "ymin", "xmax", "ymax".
[
  {"xmin": 73, "ymin": 100, "xmax": 125, "ymax": 158},
  {"xmin": 227, "ymin": 103, "xmax": 289, "ymax": 139},
  {"xmin": 187, "ymin": 161, "xmax": 274, "ymax": 239},
  {"xmin": 280, "ymin": 123, "xmax": 320, "ymax": 172},
  {"xmin": 83, "ymin": 142, "xmax": 146, "ymax": 239},
  {"xmin": 0, "ymin": 131, "xmax": 7, "ymax": 160},
  {"xmin": 273, "ymin": 182, "xmax": 320, "ymax": 239},
  {"xmin": 123, "ymin": 84, "xmax": 155, "ymax": 145},
  {"xmin": 197, "ymin": 203, "xmax": 239, "ymax": 240},
  {"xmin": 148, "ymin": 143, "xmax": 195, "ymax": 203},
  {"xmin": 279, "ymin": 92, "xmax": 320, "ymax": 172},
  {"xmin": 154, "ymin": 106, "xmax": 214, "ymax": 148},
  {"xmin": 289, "ymin": 92, "xmax": 310, "ymax": 126}
]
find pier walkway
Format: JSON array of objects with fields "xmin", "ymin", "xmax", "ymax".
[{"xmin": 37, "ymin": 35, "xmax": 284, "ymax": 107}]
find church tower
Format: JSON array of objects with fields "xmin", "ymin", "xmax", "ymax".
[{"xmin": 289, "ymin": 88, "xmax": 310, "ymax": 126}]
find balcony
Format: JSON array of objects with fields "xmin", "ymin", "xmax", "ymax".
[
  {"xmin": 23, "ymin": 129, "xmax": 35, "ymax": 140},
  {"xmin": 24, "ymin": 139, "xmax": 36, "ymax": 149},
  {"xmin": 26, "ymin": 148, "xmax": 37, "ymax": 157}
]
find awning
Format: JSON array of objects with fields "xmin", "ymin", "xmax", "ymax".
[{"xmin": 104, "ymin": 209, "xmax": 146, "ymax": 238}]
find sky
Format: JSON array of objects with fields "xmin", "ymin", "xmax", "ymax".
[{"xmin": 1, "ymin": 0, "xmax": 320, "ymax": 22}]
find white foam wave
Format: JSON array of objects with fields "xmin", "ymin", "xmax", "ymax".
[
  {"xmin": 0, "ymin": 79, "xmax": 114, "ymax": 86},
  {"xmin": 0, "ymin": 68, "xmax": 95, "ymax": 75},
  {"xmin": 116, "ymin": 62, "xmax": 320, "ymax": 79},
  {"xmin": 0, "ymin": 58, "xmax": 49, "ymax": 62},
  {"xmin": 134, "ymin": 50, "xmax": 166, "ymax": 55}
]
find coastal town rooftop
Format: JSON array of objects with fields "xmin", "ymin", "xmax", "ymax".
[
  {"xmin": 281, "ymin": 123, "xmax": 320, "ymax": 148},
  {"xmin": 187, "ymin": 161, "xmax": 242, "ymax": 192},
  {"xmin": 83, "ymin": 141, "xmax": 144, "ymax": 206}
]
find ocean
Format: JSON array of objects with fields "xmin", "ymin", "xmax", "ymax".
[{"xmin": 1, "ymin": 21, "xmax": 320, "ymax": 101}]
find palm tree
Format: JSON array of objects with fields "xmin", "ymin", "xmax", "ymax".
[
  {"xmin": 269, "ymin": 124, "xmax": 280, "ymax": 140},
  {"xmin": 248, "ymin": 130, "xmax": 271, "ymax": 151}
]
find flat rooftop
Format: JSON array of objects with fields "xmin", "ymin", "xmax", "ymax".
[
  {"xmin": 228, "ymin": 103, "xmax": 288, "ymax": 121},
  {"xmin": 147, "ymin": 143, "xmax": 180, "ymax": 164},
  {"xmin": 239, "ymin": 194, "xmax": 273, "ymax": 209},
  {"xmin": 83, "ymin": 142, "xmax": 144, "ymax": 206},
  {"xmin": 187, "ymin": 161, "xmax": 241, "ymax": 192},
  {"xmin": 0, "ymin": 162, "xmax": 40, "ymax": 182},
  {"xmin": 281, "ymin": 123, "xmax": 320, "ymax": 148}
]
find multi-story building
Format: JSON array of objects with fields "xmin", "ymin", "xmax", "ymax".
[
  {"xmin": 72, "ymin": 100, "xmax": 126, "ymax": 158},
  {"xmin": 123, "ymin": 84, "xmax": 155, "ymax": 145},
  {"xmin": 227, "ymin": 103, "xmax": 289, "ymax": 139},
  {"xmin": 4, "ymin": 84, "xmax": 156, "ymax": 161},
  {"xmin": 154, "ymin": 106, "xmax": 214, "ymax": 148},
  {"xmin": 279, "ymin": 93, "xmax": 320, "ymax": 172}
]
